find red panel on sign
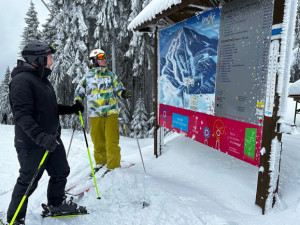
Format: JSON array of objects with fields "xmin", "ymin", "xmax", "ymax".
[{"xmin": 159, "ymin": 104, "xmax": 262, "ymax": 166}]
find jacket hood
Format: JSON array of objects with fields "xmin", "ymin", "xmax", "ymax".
[{"xmin": 11, "ymin": 60, "xmax": 52, "ymax": 80}]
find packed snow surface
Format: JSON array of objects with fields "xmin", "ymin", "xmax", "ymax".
[
  {"xmin": 1, "ymin": 97, "xmax": 300, "ymax": 224},
  {"xmin": 289, "ymin": 79, "xmax": 300, "ymax": 96}
]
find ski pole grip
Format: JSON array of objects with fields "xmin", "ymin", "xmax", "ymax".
[{"xmin": 79, "ymin": 111, "xmax": 84, "ymax": 128}]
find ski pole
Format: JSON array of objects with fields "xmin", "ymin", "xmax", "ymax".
[
  {"xmin": 10, "ymin": 150, "xmax": 49, "ymax": 225},
  {"xmin": 135, "ymin": 131, "xmax": 146, "ymax": 173},
  {"xmin": 123, "ymin": 124, "xmax": 127, "ymax": 137},
  {"xmin": 78, "ymin": 111, "xmax": 101, "ymax": 199},
  {"xmin": 66, "ymin": 126, "xmax": 75, "ymax": 158}
]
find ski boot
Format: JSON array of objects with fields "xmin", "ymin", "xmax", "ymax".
[
  {"xmin": 89, "ymin": 164, "xmax": 105, "ymax": 177},
  {"xmin": 41, "ymin": 196, "xmax": 87, "ymax": 217}
]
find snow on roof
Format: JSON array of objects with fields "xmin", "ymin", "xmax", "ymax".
[
  {"xmin": 289, "ymin": 80, "xmax": 300, "ymax": 96},
  {"xmin": 128, "ymin": 0, "xmax": 182, "ymax": 31}
]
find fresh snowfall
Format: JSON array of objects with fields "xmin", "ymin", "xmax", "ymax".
[{"xmin": 0, "ymin": 97, "xmax": 300, "ymax": 225}]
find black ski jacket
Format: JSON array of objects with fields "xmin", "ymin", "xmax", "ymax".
[{"xmin": 10, "ymin": 60, "xmax": 62, "ymax": 148}]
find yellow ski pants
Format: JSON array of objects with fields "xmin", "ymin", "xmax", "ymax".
[{"xmin": 90, "ymin": 114, "xmax": 121, "ymax": 169}]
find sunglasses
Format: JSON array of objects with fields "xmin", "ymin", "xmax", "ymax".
[{"xmin": 97, "ymin": 53, "xmax": 106, "ymax": 60}]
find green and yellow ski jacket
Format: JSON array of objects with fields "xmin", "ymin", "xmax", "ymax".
[{"xmin": 74, "ymin": 67, "xmax": 125, "ymax": 117}]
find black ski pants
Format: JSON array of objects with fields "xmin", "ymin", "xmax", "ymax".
[{"xmin": 7, "ymin": 139, "xmax": 70, "ymax": 222}]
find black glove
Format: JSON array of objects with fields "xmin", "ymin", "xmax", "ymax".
[
  {"xmin": 121, "ymin": 90, "xmax": 131, "ymax": 99},
  {"xmin": 36, "ymin": 133, "xmax": 60, "ymax": 152},
  {"xmin": 71, "ymin": 100, "xmax": 84, "ymax": 115}
]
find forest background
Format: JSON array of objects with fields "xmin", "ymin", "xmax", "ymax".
[
  {"xmin": 1, "ymin": 0, "xmax": 300, "ymax": 138},
  {"xmin": 0, "ymin": 0, "xmax": 154, "ymax": 138}
]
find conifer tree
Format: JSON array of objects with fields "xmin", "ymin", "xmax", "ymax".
[
  {"xmin": 91, "ymin": 0, "xmax": 135, "ymax": 130},
  {"xmin": 291, "ymin": 3, "xmax": 300, "ymax": 82},
  {"xmin": 146, "ymin": 112, "xmax": 155, "ymax": 138},
  {"xmin": 131, "ymin": 97, "xmax": 148, "ymax": 138},
  {"xmin": 19, "ymin": 1, "xmax": 41, "ymax": 56},
  {"xmin": 48, "ymin": 0, "xmax": 91, "ymax": 128},
  {"xmin": 0, "ymin": 67, "xmax": 12, "ymax": 124},
  {"xmin": 118, "ymin": 99, "xmax": 132, "ymax": 136},
  {"xmin": 126, "ymin": 0, "xmax": 154, "ymax": 117},
  {"xmin": 92, "ymin": 0, "xmax": 131, "ymax": 73},
  {"xmin": 39, "ymin": 0, "xmax": 155, "ymax": 131}
]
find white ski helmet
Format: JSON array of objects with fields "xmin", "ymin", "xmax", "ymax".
[{"xmin": 89, "ymin": 49, "xmax": 106, "ymax": 68}]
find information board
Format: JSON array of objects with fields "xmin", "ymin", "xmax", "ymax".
[
  {"xmin": 215, "ymin": 0, "xmax": 274, "ymax": 125},
  {"xmin": 158, "ymin": 1, "xmax": 275, "ymax": 166}
]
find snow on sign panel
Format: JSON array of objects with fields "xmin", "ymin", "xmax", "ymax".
[
  {"xmin": 158, "ymin": 1, "xmax": 275, "ymax": 167},
  {"xmin": 215, "ymin": 0, "xmax": 274, "ymax": 125},
  {"xmin": 159, "ymin": 8, "xmax": 220, "ymax": 115}
]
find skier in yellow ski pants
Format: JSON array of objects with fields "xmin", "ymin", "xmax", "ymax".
[
  {"xmin": 74, "ymin": 48, "xmax": 131, "ymax": 171},
  {"xmin": 90, "ymin": 115, "xmax": 121, "ymax": 169}
]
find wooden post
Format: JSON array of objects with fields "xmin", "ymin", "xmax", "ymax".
[
  {"xmin": 255, "ymin": 90, "xmax": 282, "ymax": 214},
  {"xmin": 256, "ymin": 0, "xmax": 297, "ymax": 214},
  {"xmin": 154, "ymin": 26, "xmax": 159, "ymax": 158}
]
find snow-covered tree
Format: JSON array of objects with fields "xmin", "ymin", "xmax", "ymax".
[
  {"xmin": 47, "ymin": 0, "xmax": 91, "ymax": 128},
  {"xmin": 92, "ymin": 0, "xmax": 131, "ymax": 73},
  {"xmin": 126, "ymin": 0, "xmax": 154, "ymax": 114},
  {"xmin": 19, "ymin": 1, "xmax": 41, "ymax": 56},
  {"xmin": 291, "ymin": 3, "xmax": 300, "ymax": 82},
  {"xmin": 126, "ymin": 0, "xmax": 153, "ymax": 77},
  {"xmin": 91, "ymin": 0, "xmax": 137, "ymax": 129},
  {"xmin": 0, "ymin": 67, "xmax": 12, "ymax": 124},
  {"xmin": 37, "ymin": 0, "xmax": 155, "ymax": 129},
  {"xmin": 146, "ymin": 112, "xmax": 155, "ymax": 138},
  {"xmin": 131, "ymin": 97, "xmax": 148, "ymax": 138},
  {"xmin": 41, "ymin": 13, "xmax": 56, "ymax": 44},
  {"xmin": 118, "ymin": 99, "xmax": 132, "ymax": 136}
]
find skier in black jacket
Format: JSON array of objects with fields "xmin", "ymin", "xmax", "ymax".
[{"xmin": 7, "ymin": 42, "xmax": 86, "ymax": 225}]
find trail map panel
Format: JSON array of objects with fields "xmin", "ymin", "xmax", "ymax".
[
  {"xmin": 215, "ymin": 0, "xmax": 274, "ymax": 125},
  {"xmin": 159, "ymin": 8, "xmax": 220, "ymax": 115}
]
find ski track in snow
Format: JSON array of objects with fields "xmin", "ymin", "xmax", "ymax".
[{"xmin": 1, "ymin": 99, "xmax": 300, "ymax": 225}]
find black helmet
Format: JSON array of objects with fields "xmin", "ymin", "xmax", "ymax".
[{"xmin": 21, "ymin": 41, "xmax": 56, "ymax": 67}]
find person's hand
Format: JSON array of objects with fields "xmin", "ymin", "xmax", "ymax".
[
  {"xmin": 37, "ymin": 133, "xmax": 60, "ymax": 152},
  {"xmin": 121, "ymin": 90, "xmax": 131, "ymax": 99},
  {"xmin": 71, "ymin": 100, "xmax": 84, "ymax": 114}
]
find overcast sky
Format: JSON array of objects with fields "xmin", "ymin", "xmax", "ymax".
[{"xmin": 0, "ymin": 0, "xmax": 50, "ymax": 82}]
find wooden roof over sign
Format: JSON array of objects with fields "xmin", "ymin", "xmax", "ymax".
[{"xmin": 130, "ymin": 0, "xmax": 285, "ymax": 32}]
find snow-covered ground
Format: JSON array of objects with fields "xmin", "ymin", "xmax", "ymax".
[{"xmin": 1, "ymin": 97, "xmax": 300, "ymax": 225}]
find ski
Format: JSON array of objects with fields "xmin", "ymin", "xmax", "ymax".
[
  {"xmin": 65, "ymin": 163, "xmax": 135, "ymax": 196},
  {"xmin": 64, "ymin": 165, "xmax": 106, "ymax": 194},
  {"xmin": 41, "ymin": 202, "xmax": 88, "ymax": 219},
  {"xmin": 42, "ymin": 213, "xmax": 88, "ymax": 219},
  {"xmin": 66, "ymin": 186, "xmax": 94, "ymax": 197}
]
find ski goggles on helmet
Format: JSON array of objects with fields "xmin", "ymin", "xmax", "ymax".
[{"xmin": 97, "ymin": 53, "xmax": 106, "ymax": 60}]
